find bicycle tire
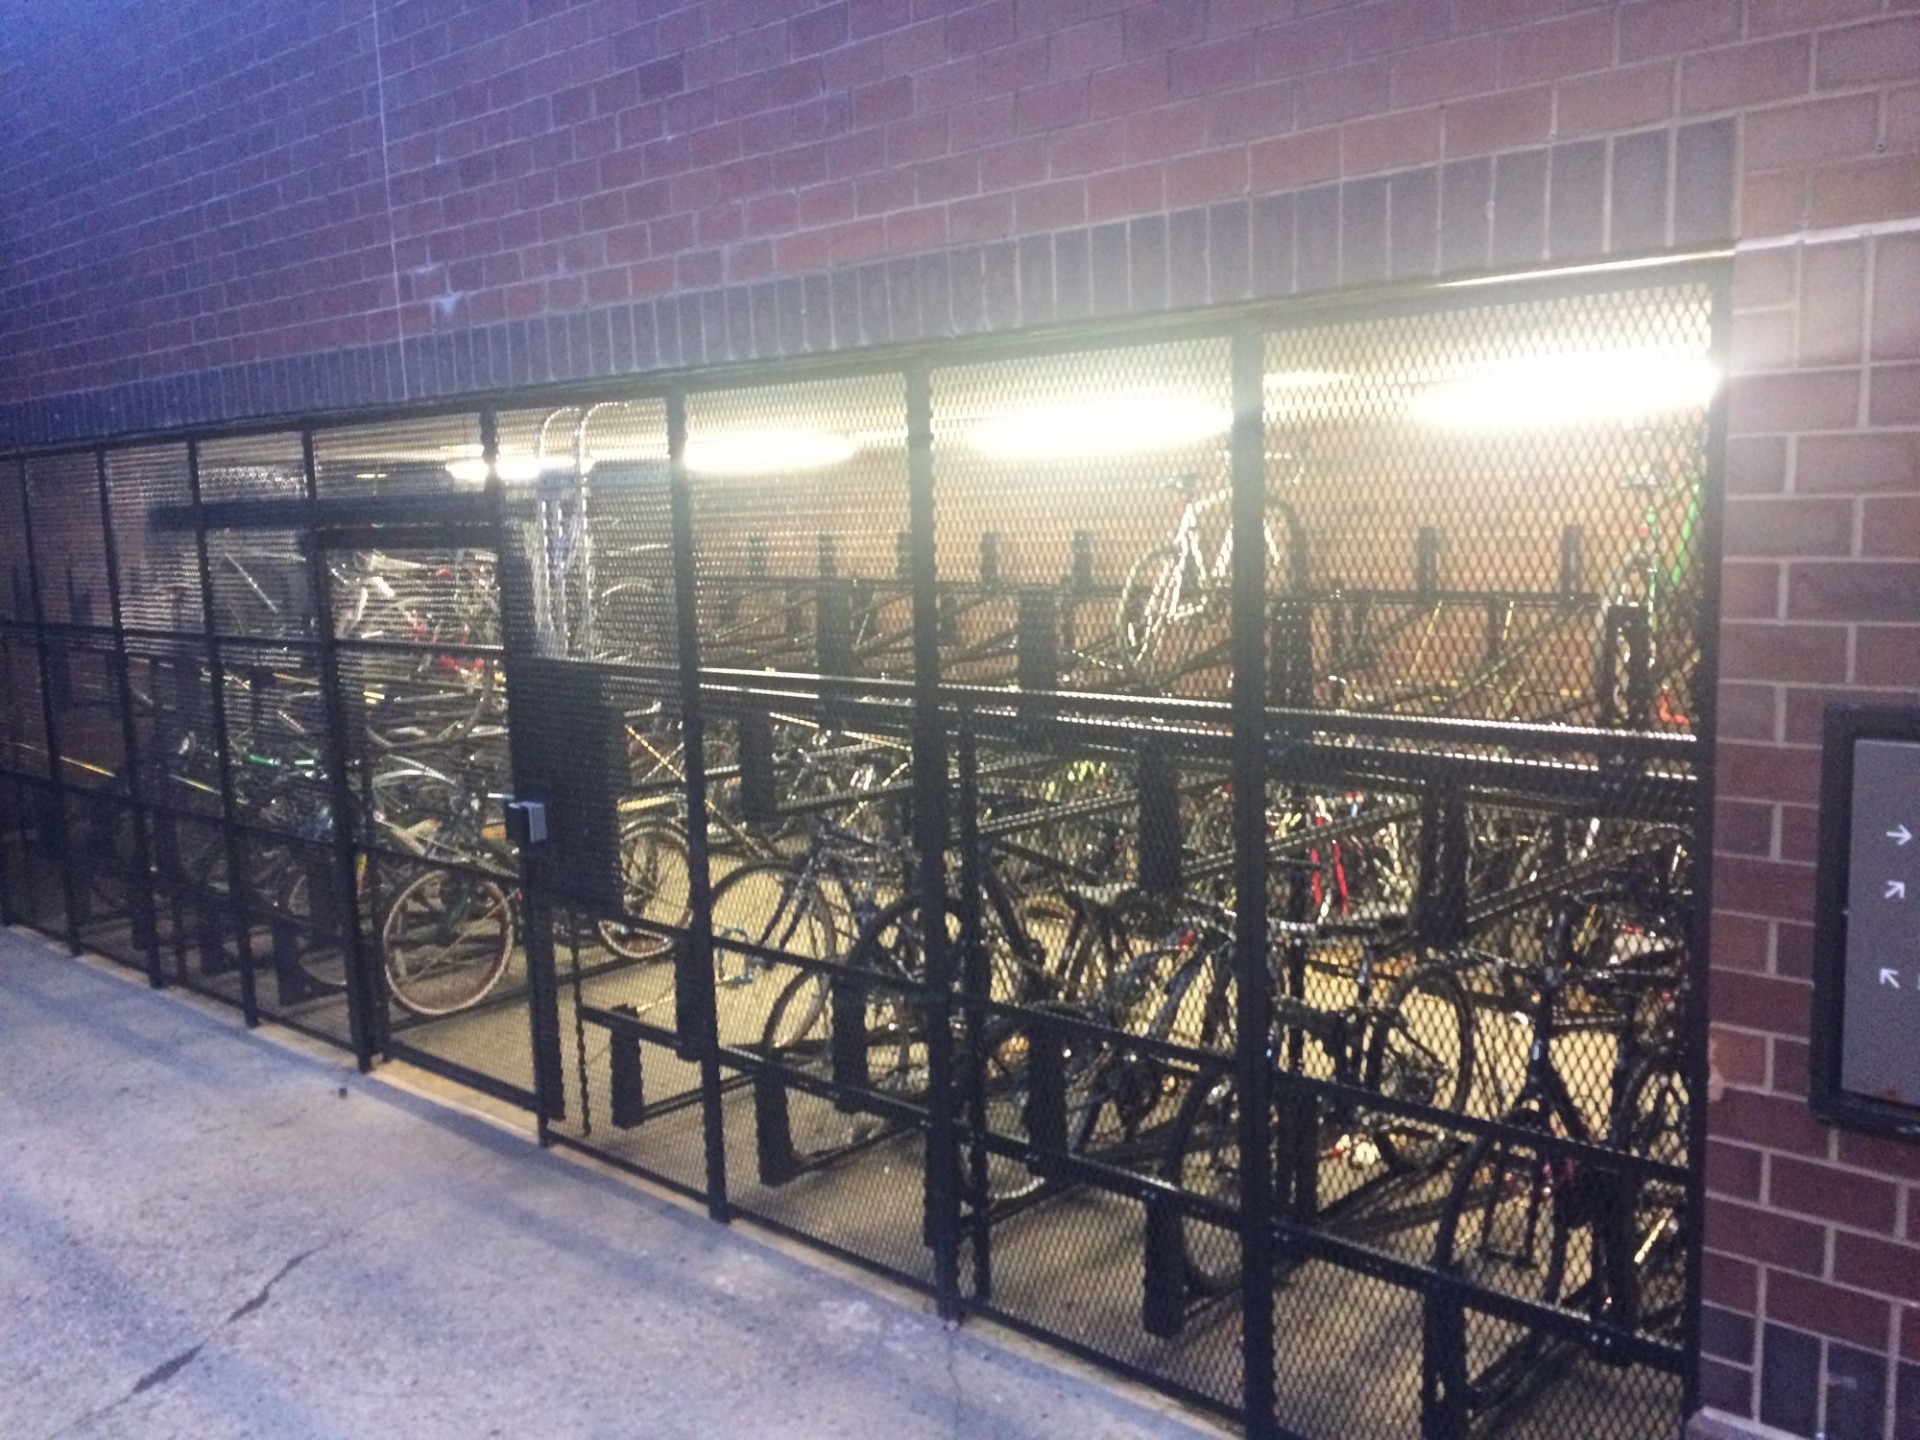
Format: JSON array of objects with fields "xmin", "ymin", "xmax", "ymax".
[
  {"xmin": 1432, "ymin": 1120, "xmax": 1571, "ymax": 1312},
  {"xmin": 1157, "ymin": 1063, "xmax": 1244, "ymax": 1297},
  {"xmin": 380, "ymin": 865, "xmax": 515, "ymax": 1017},
  {"xmin": 280, "ymin": 857, "xmax": 349, "ymax": 994},
  {"xmin": 1605, "ymin": 1053, "xmax": 1689, "ymax": 1338},
  {"xmin": 1117, "ymin": 543, "xmax": 1199, "ymax": 687},
  {"xmin": 595, "ymin": 823, "xmax": 692, "ymax": 962},
  {"xmin": 713, "ymin": 860, "xmax": 840, "ymax": 972},
  {"xmin": 363, "ymin": 653, "xmax": 500, "ymax": 754},
  {"xmin": 1363, "ymin": 962, "xmax": 1475, "ymax": 1173}
]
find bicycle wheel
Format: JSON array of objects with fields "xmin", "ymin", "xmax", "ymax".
[
  {"xmin": 1363, "ymin": 962, "xmax": 1475, "ymax": 1173},
  {"xmin": 975, "ymin": 1013, "xmax": 1056, "ymax": 1203},
  {"xmin": 363, "ymin": 653, "xmax": 500, "ymax": 753},
  {"xmin": 713, "ymin": 861, "xmax": 839, "ymax": 973},
  {"xmin": 1432, "ymin": 1120, "xmax": 1570, "ymax": 1311},
  {"xmin": 974, "ymin": 1001, "xmax": 1161, "ymax": 1197},
  {"xmin": 1117, "ymin": 544, "xmax": 1204, "ymax": 688},
  {"xmin": 380, "ymin": 866, "xmax": 515, "ymax": 1017},
  {"xmin": 843, "ymin": 896, "xmax": 944, "ymax": 1099},
  {"xmin": 1158, "ymin": 1064, "xmax": 1244, "ymax": 1297},
  {"xmin": 281, "ymin": 858, "xmax": 349, "ymax": 993},
  {"xmin": 596, "ymin": 823, "xmax": 692, "ymax": 961},
  {"xmin": 760, "ymin": 965, "xmax": 834, "ymax": 1068},
  {"xmin": 1606, "ymin": 1054, "xmax": 1689, "ymax": 1338}
]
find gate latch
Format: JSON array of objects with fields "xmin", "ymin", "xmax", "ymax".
[{"xmin": 503, "ymin": 798, "xmax": 549, "ymax": 848}]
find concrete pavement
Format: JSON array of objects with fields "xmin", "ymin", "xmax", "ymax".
[{"xmin": 0, "ymin": 927, "xmax": 1228, "ymax": 1440}]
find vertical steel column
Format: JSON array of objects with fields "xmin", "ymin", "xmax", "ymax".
[
  {"xmin": 0, "ymin": 775, "xmax": 14, "ymax": 928},
  {"xmin": 95, "ymin": 449, "xmax": 163, "ymax": 986},
  {"xmin": 185, "ymin": 438, "xmax": 261, "ymax": 1024},
  {"xmin": 1678, "ymin": 267, "xmax": 1733, "ymax": 1418},
  {"xmin": 1229, "ymin": 329, "xmax": 1279, "ymax": 1438},
  {"xmin": 486, "ymin": 411, "xmax": 569, "ymax": 1133},
  {"xmin": 14, "ymin": 459, "xmax": 82, "ymax": 952},
  {"xmin": 906, "ymin": 360, "xmax": 961, "ymax": 1321},
  {"xmin": 665, "ymin": 388, "xmax": 729, "ymax": 1222},
  {"xmin": 300, "ymin": 429, "xmax": 381, "ymax": 1068}
]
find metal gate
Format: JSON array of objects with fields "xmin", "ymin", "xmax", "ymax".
[{"xmin": 0, "ymin": 257, "xmax": 1724, "ymax": 1440}]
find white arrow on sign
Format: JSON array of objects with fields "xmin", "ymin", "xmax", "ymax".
[
  {"xmin": 1892, "ymin": 824, "xmax": 1914, "ymax": 846},
  {"xmin": 1883, "ymin": 968, "xmax": 1902, "ymax": 987},
  {"xmin": 1889, "ymin": 880, "xmax": 1910, "ymax": 900}
]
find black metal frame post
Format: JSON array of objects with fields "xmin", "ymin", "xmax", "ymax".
[
  {"xmin": 1229, "ymin": 329, "xmax": 1279, "ymax": 1437},
  {"xmin": 665, "ymin": 387, "xmax": 729, "ymax": 1222},
  {"xmin": 906, "ymin": 360, "xmax": 962, "ymax": 1322},
  {"xmin": 483, "ymin": 408, "xmax": 571, "ymax": 1133},
  {"xmin": 94, "ymin": 448, "xmax": 163, "ymax": 986},
  {"xmin": 300, "ymin": 428, "xmax": 382, "ymax": 1068},
  {"xmin": 185, "ymin": 438, "xmax": 262, "ymax": 1024},
  {"xmin": 15, "ymin": 460, "xmax": 82, "ymax": 953}
]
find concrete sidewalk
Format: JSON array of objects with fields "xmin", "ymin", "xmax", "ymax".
[{"xmin": 0, "ymin": 928, "xmax": 1228, "ymax": 1440}]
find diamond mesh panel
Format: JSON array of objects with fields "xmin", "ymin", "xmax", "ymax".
[
  {"xmin": 196, "ymin": 434, "xmax": 310, "ymax": 642},
  {"xmin": 0, "ymin": 461, "xmax": 50, "ymax": 780},
  {"xmin": 104, "ymin": 445, "xmax": 201, "ymax": 636},
  {"xmin": 0, "ymin": 623, "xmax": 51, "ymax": 779},
  {"xmin": 495, "ymin": 400, "xmax": 677, "ymax": 667},
  {"xmin": 25, "ymin": 453, "xmax": 110, "ymax": 629},
  {"xmin": 0, "ymin": 265, "xmax": 1719, "ymax": 1440},
  {"xmin": 1265, "ymin": 283, "xmax": 1712, "ymax": 728},
  {"xmin": 313, "ymin": 414, "xmax": 485, "ymax": 500},
  {"xmin": 4, "ymin": 776, "xmax": 69, "ymax": 936},
  {"xmin": 930, "ymin": 340, "xmax": 1235, "ymax": 695},
  {"xmin": 687, "ymin": 374, "xmax": 911, "ymax": 679}
]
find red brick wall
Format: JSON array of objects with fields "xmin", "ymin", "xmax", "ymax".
[
  {"xmin": 1706, "ymin": 223, "xmax": 1920, "ymax": 1434},
  {"xmin": 3, "ymin": 3, "xmax": 1919, "ymax": 1434}
]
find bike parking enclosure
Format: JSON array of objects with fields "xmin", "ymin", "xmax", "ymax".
[{"xmin": 0, "ymin": 258, "xmax": 1724, "ymax": 1440}]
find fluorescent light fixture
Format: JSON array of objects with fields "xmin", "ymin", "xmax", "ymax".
[
  {"xmin": 682, "ymin": 429, "xmax": 859, "ymax": 474},
  {"xmin": 968, "ymin": 393, "xmax": 1231, "ymax": 460},
  {"xmin": 443, "ymin": 453, "xmax": 555, "ymax": 483},
  {"xmin": 1410, "ymin": 347, "xmax": 1719, "ymax": 430}
]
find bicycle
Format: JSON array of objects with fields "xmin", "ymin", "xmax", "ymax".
[
  {"xmin": 1116, "ymin": 468, "xmax": 1308, "ymax": 689},
  {"xmin": 1594, "ymin": 456, "xmax": 1701, "ymax": 731},
  {"xmin": 1157, "ymin": 921, "xmax": 1476, "ymax": 1298},
  {"xmin": 1430, "ymin": 902, "xmax": 1689, "ymax": 1375}
]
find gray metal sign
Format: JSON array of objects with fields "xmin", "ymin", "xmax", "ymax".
[
  {"xmin": 1838, "ymin": 740, "xmax": 1920, "ymax": 1107},
  {"xmin": 1814, "ymin": 710, "xmax": 1920, "ymax": 1138}
]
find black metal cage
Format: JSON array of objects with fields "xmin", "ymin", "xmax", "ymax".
[{"xmin": 0, "ymin": 255, "xmax": 1726, "ymax": 1440}]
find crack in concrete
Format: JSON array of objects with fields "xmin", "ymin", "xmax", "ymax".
[
  {"xmin": 43, "ymin": 1233, "xmax": 346, "ymax": 1439},
  {"xmin": 223, "ymin": 1243, "xmax": 322, "ymax": 1324}
]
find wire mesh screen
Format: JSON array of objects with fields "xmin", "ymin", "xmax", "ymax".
[
  {"xmin": 495, "ymin": 400, "xmax": 677, "ymax": 667},
  {"xmin": 311, "ymin": 415, "xmax": 529, "ymax": 1099},
  {"xmin": 1265, "ymin": 282, "xmax": 1711, "ymax": 729},
  {"xmin": 106, "ymin": 445, "xmax": 201, "ymax": 635},
  {"xmin": 930, "ymin": 340, "xmax": 1236, "ymax": 694},
  {"xmin": 687, "ymin": 374, "xmax": 912, "ymax": 680},
  {"xmin": 313, "ymin": 414, "xmax": 486, "ymax": 501},
  {"xmin": 0, "ymin": 461, "xmax": 50, "ymax": 780},
  {"xmin": 0, "ymin": 262, "xmax": 1719, "ymax": 1440}
]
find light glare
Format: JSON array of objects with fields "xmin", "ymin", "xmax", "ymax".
[
  {"xmin": 1411, "ymin": 348, "xmax": 1719, "ymax": 430},
  {"xmin": 683, "ymin": 429, "xmax": 859, "ymax": 474},
  {"xmin": 968, "ymin": 393, "xmax": 1230, "ymax": 460}
]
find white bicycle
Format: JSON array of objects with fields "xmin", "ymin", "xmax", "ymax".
[{"xmin": 1116, "ymin": 471, "xmax": 1307, "ymax": 688}]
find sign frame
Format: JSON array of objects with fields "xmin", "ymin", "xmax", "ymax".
[{"xmin": 1811, "ymin": 704, "xmax": 1920, "ymax": 1140}]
